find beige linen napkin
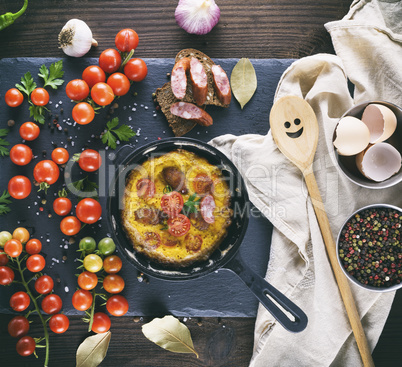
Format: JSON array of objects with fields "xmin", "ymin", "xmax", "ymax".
[{"xmin": 209, "ymin": 1, "xmax": 402, "ymax": 366}]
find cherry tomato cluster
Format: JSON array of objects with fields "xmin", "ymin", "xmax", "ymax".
[
  {"xmin": 5, "ymin": 87, "xmax": 49, "ymax": 109},
  {"xmin": 67, "ymin": 28, "xmax": 148, "ymax": 125},
  {"xmin": 0, "ymin": 227, "xmax": 69, "ymax": 358},
  {"xmin": 74, "ymin": 236, "xmax": 128, "ymax": 333},
  {"xmin": 7, "ymin": 121, "xmax": 70, "ymax": 199}
]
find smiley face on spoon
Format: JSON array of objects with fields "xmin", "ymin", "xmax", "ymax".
[{"xmin": 285, "ymin": 118, "xmax": 304, "ymax": 138}]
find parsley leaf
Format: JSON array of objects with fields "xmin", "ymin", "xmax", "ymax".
[
  {"xmin": 102, "ymin": 117, "xmax": 136, "ymax": 149},
  {"xmin": 39, "ymin": 60, "xmax": 65, "ymax": 89},
  {"xmin": 0, "ymin": 129, "xmax": 10, "ymax": 157},
  {"xmin": 183, "ymin": 193, "xmax": 200, "ymax": 214},
  {"xmin": 67, "ymin": 176, "xmax": 99, "ymax": 200},
  {"xmin": 0, "ymin": 190, "xmax": 12, "ymax": 216},
  {"xmin": 29, "ymin": 105, "xmax": 46, "ymax": 125},
  {"xmin": 16, "ymin": 71, "xmax": 37, "ymax": 97}
]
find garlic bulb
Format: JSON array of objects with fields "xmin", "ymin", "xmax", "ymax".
[
  {"xmin": 58, "ymin": 19, "xmax": 98, "ymax": 57},
  {"xmin": 175, "ymin": 0, "xmax": 220, "ymax": 35}
]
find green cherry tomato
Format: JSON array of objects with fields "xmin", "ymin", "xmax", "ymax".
[
  {"xmin": 79, "ymin": 237, "xmax": 97, "ymax": 254},
  {"xmin": 83, "ymin": 254, "xmax": 103, "ymax": 273},
  {"xmin": 98, "ymin": 237, "xmax": 116, "ymax": 256},
  {"xmin": 0, "ymin": 231, "xmax": 12, "ymax": 247}
]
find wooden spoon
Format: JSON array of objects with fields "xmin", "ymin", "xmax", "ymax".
[{"xmin": 270, "ymin": 95, "xmax": 375, "ymax": 367}]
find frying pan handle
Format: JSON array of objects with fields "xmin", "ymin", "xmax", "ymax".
[{"xmin": 225, "ymin": 254, "xmax": 308, "ymax": 333}]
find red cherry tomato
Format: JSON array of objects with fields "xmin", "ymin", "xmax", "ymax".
[
  {"xmin": 185, "ymin": 233, "xmax": 203, "ymax": 252},
  {"xmin": 160, "ymin": 191, "xmax": 184, "ymax": 217},
  {"xmin": 16, "ymin": 336, "xmax": 36, "ymax": 357},
  {"xmin": 31, "ymin": 88, "xmax": 49, "ymax": 106},
  {"xmin": 99, "ymin": 48, "xmax": 122, "ymax": 74},
  {"xmin": 60, "ymin": 216, "xmax": 81, "ymax": 236},
  {"xmin": 49, "ymin": 314, "xmax": 70, "ymax": 334},
  {"xmin": 26, "ymin": 238, "xmax": 42, "ymax": 254},
  {"xmin": 144, "ymin": 231, "xmax": 161, "ymax": 249},
  {"xmin": 91, "ymin": 82, "xmax": 114, "ymax": 106},
  {"xmin": 41, "ymin": 294, "xmax": 62, "ymax": 314},
  {"xmin": 77, "ymin": 271, "xmax": 98, "ymax": 290},
  {"xmin": 78, "ymin": 149, "xmax": 102, "ymax": 172},
  {"xmin": 34, "ymin": 275, "xmax": 54, "ymax": 294},
  {"xmin": 103, "ymin": 255, "xmax": 123, "ymax": 274},
  {"xmin": 10, "ymin": 144, "xmax": 33, "ymax": 166},
  {"xmin": 168, "ymin": 214, "xmax": 191, "ymax": 237},
  {"xmin": 82, "ymin": 65, "xmax": 106, "ymax": 88},
  {"xmin": 76, "ymin": 198, "xmax": 102, "ymax": 224},
  {"xmin": 8, "ymin": 176, "xmax": 31, "ymax": 200},
  {"xmin": 107, "ymin": 72, "xmax": 130, "ymax": 96},
  {"xmin": 200, "ymin": 195, "xmax": 216, "ymax": 224},
  {"xmin": 4, "ymin": 239, "xmax": 23, "ymax": 257},
  {"xmin": 34, "ymin": 160, "xmax": 60, "ymax": 185},
  {"xmin": 72, "ymin": 289, "xmax": 93, "ymax": 311},
  {"xmin": 5, "ymin": 88, "xmax": 24, "ymax": 107},
  {"xmin": 51, "ymin": 147, "xmax": 69, "ymax": 165},
  {"xmin": 72, "ymin": 102, "xmax": 95, "ymax": 125},
  {"xmin": 19, "ymin": 121, "xmax": 40, "ymax": 141},
  {"xmin": 53, "ymin": 197, "xmax": 72, "ymax": 216},
  {"xmin": 0, "ymin": 253, "xmax": 8, "ymax": 266},
  {"xmin": 8, "ymin": 316, "xmax": 30, "ymax": 338},
  {"xmin": 26, "ymin": 254, "xmax": 46, "ymax": 273},
  {"xmin": 115, "ymin": 28, "xmax": 139, "ymax": 52},
  {"xmin": 0, "ymin": 266, "xmax": 14, "ymax": 285},
  {"xmin": 124, "ymin": 58, "xmax": 148, "ymax": 82},
  {"xmin": 193, "ymin": 173, "xmax": 214, "ymax": 194},
  {"xmin": 103, "ymin": 274, "xmax": 125, "ymax": 294},
  {"xmin": 136, "ymin": 178, "xmax": 155, "ymax": 198},
  {"xmin": 10, "ymin": 291, "xmax": 30, "ymax": 312},
  {"xmin": 106, "ymin": 295, "xmax": 129, "ymax": 316},
  {"xmin": 91, "ymin": 312, "xmax": 111, "ymax": 333},
  {"xmin": 65, "ymin": 79, "xmax": 90, "ymax": 101}
]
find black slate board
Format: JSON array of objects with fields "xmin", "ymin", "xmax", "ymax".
[{"xmin": 0, "ymin": 57, "xmax": 294, "ymax": 317}]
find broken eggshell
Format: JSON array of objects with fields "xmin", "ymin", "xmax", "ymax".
[
  {"xmin": 361, "ymin": 104, "xmax": 397, "ymax": 144},
  {"xmin": 356, "ymin": 143, "xmax": 402, "ymax": 182},
  {"xmin": 333, "ymin": 116, "xmax": 370, "ymax": 156}
]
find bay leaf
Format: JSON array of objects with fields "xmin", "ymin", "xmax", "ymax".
[
  {"xmin": 230, "ymin": 58, "xmax": 257, "ymax": 109},
  {"xmin": 142, "ymin": 315, "xmax": 199, "ymax": 358},
  {"xmin": 76, "ymin": 331, "xmax": 111, "ymax": 367}
]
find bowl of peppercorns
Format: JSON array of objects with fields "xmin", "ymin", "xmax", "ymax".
[{"xmin": 337, "ymin": 204, "xmax": 402, "ymax": 292}]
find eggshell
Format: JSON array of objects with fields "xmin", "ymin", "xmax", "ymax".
[
  {"xmin": 333, "ymin": 116, "xmax": 370, "ymax": 156},
  {"xmin": 361, "ymin": 104, "xmax": 397, "ymax": 144},
  {"xmin": 356, "ymin": 142, "xmax": 402, "ymax": 182}
]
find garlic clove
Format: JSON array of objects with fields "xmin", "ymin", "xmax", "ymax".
[
  {"xmin": 175, "ymin": 0, "xmax": 220, "ymax": 35},
  {"xmin": 58, "ymin": 19, "xmax": 97, "ymax": 58}
]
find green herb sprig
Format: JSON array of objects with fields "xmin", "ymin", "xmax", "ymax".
[
  {"xmin": 102, "ymin": 117, "xmax": 136, "ymax": 149},
  {"xmin": 183, "ymin": 193, "xmax": 200, "ymax": 214},
  {"xmin": 15, "ymin": 60, "xmax": 65, "ymax": 124},
  {"xmin": 0, "ymin": 129, "xmax": 10, "ymax": 157},
  {"xmin": 0, "ymin": 190, "xmax": 12, "ymax": 215},
  {"xmin": 67, "ymin": 176, "xmax": 99, "ymax": 200}
]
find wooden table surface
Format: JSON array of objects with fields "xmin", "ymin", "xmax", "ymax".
[{"xmin": 0, "ymin": 0, "xmax": 401, "ymax": 366}]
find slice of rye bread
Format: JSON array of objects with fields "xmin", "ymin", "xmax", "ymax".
[{"xmin": 155, "ymin": 48, "xmax": 230, "ymax": 136}]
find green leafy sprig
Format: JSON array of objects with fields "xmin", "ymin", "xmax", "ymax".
[
  {"xmin": 183, "ymin": 193, "xmax": 200, "ymax": 214},
  {"xmin": 102, "ymin": 117, "xmax": 136, "ymax": 149},
  {"xmin": 0, "ymin": 190, "xmax": 12, "ymax": 215},
  {"xmin": 15, "ymin": 60, "xmax": 65, "ymax": 124},
  {"xmin": 0, "ymin": 129, "xmax": 10, "ymax": 157}
]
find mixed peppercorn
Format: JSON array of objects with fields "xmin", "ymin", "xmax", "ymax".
[{"xmin": 338, "ymin": 207, "xmax": 402, "ymax": 288}]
